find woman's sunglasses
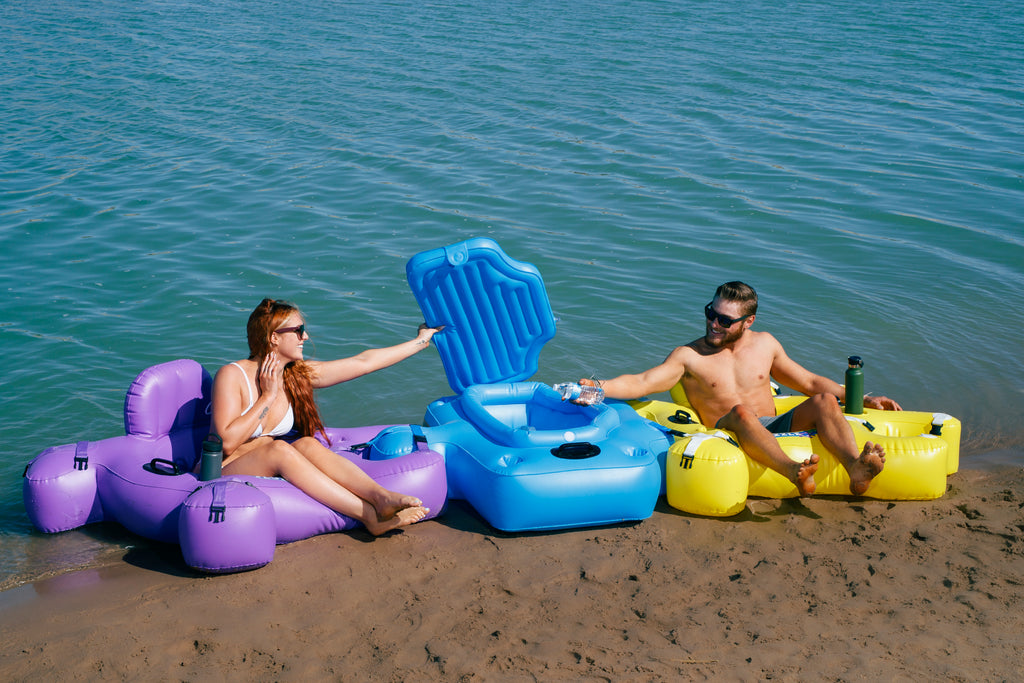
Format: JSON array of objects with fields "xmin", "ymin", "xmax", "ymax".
[
  {"xmin": 275, "ymin": 324, "xmax": 306, "ymax": 338},
  {"xmin": 704, "ymin": 303, "xmax": 751, "ymax": 328}
]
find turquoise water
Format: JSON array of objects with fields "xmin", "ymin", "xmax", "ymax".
[{"xmin": 2, "ymin": 0, "xmax": 1022, "ymax": 587}]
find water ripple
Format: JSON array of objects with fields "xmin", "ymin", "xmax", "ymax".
[{"xmin": 1, "ymin": 0, "xmax": 1022, "ymax": 585}]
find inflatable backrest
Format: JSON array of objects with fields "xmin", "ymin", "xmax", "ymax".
[
  {"xmin": 406, "ymin": 237, "xmax": 556, "ymax": 394},
  {"xmin": 669, "ymin": 382, "xmax": 693, "ymax": 409},
  {"xmin": 124, "ymin": 359, "xmax": 213, "ymax": 441}
]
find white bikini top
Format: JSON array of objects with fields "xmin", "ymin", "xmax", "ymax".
[{"xmin": 231, "ymin": 362, "xmax": 295, "ymax": 439}]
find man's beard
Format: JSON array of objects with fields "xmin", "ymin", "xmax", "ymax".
[{"xmin": 705, "ymin": 323, "xmax": 745, "ymax": 348}]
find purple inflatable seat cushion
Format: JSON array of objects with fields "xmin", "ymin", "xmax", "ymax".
[{"xmin": 122, "ymin": 359, "xmax": 213, "ymax": 471}]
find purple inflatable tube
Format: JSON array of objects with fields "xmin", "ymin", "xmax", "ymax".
[{"xmin": 23, "ymin": 359, "xmax": 448, "ymax": 573}]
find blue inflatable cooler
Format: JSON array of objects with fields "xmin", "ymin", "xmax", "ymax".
[{"xmin": 407, "ymin": 237, "xmax": 670, "ymax": 532}]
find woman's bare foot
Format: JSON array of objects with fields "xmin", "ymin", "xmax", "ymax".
[
  {"xmin": 792, "ymin": 454, "xmax": 820, "ymax": 496},
  {"xmin": 372, "ymin": 491, "xmax": 424, "ymax": 522},
  {"xmin": 848, "ymin": 441, "xmax": 885, "ymax": 495},
  {"xmin": 364, "ymin": 505, "xmax": 430, "ymax": 536}
]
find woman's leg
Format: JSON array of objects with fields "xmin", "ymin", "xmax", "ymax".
[
  {"xmin": 290, "ymin": 437, "xmax": 424, "ymax": 521},
  {"xmin": 223, "ymin": 439, "xmax": 427, "ymax": 535}
]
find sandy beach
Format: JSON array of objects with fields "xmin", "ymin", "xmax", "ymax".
[{"xmin": 2, "ymin": 459, "xmax": 1022, "ymax": 681}]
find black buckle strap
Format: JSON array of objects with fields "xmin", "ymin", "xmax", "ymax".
[
  {"xmin": 209, "ymin": 481, "xmax": 227, "ymax": 523},
  {"xmin": 73, "ymin": 441, "xmax": 89, "ymax": 471}
]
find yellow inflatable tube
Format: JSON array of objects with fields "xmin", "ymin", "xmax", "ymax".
[{"xmin": 630, "ymin": 390, "xmax": 961, "ymax": 517}]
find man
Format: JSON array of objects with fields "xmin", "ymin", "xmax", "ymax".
[{"xmin": 583, "ymin": 282, "xmax": 900, "ymax": 496}]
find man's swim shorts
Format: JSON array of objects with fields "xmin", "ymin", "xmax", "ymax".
[{"xmin": 758, "ymin": 408, "xmax": 795, "ymax": 434}]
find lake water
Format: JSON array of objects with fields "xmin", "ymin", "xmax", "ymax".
[{"xmin": 2, "ymin": 0, "xmax": 1021, "ymax": 588}]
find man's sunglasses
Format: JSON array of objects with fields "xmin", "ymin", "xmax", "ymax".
[
  {"xmin": 275, "ymin": 324, "xmax": 306, "ymax": 338},
  {"xmin": 704, "ymin": 303, "xmax": 751, "ymax": 328}
]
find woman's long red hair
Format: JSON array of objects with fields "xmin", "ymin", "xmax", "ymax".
[{"xmin": 246, "ymin": 298, "xmax": 329, "ymax": 444}]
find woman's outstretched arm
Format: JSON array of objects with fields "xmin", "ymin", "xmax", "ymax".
[{"xmin": 309, "ymin": 324, "xmax": 444, "ymax": 388}]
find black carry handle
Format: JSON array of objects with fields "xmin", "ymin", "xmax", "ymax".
[
  {"xmin": 143, "ymin": 458, "xmax": 181, "ymax": 476},
  {"xmin": 668, "ymin": 409, "xmax": 695, "ymax": 425},
  {"xmin": 551, "ymin": 442, "xmax": 602, "ymax": 460}
]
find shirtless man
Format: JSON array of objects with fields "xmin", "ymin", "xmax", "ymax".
[{"xmin": 583, "ymin": 282, "xmax": 901, "ymax": 496}]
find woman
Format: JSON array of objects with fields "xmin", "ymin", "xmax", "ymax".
[{"xmin": 211, "ymin": 298, "xmax": 442, "ymax": 535}]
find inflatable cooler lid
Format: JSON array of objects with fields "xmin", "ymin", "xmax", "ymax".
[{"xmin": 406, "ymin": 237, "xmax": 556, "ymax": 394}]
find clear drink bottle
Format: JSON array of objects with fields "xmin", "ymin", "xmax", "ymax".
[{"xmin": 552, "ymin": 382, "xmax": 604, "ymax": 405}]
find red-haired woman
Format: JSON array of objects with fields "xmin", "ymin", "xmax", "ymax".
[{"xmin": 211, "ymin": 298, "xmax": 442, "ymax": 535}]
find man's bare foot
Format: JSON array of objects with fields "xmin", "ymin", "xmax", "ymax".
[
  {"xmin": 364, "ymin": 505, "xmax": 430, "ymax": 536},
  {"xmin": 373, "ymin": 491, "xmax": 423, "ymax": 522},
  {"xmin": 792, "ymin": 454, "xmax": 819, "ymax": 496},
  {"xmin": 848, "ymin": 441, "xmax": 885, "ymax": 495}
]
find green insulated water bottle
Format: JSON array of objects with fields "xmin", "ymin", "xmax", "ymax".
[
  {"xmin": 845, "ymin": 356, "xmax": 864, "ymax": 415},
  {"xmin": 199, "ymin": 434, "xmax": 223, "ymax": 481}
]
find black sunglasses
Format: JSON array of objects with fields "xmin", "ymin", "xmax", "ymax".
[
  {"xmin": 275, "ymin": 324, "xmax": 306, "ymax": 338},
  {"xmin": 704, "ymin": 303, "xmax": 751, "ymax": 328}
]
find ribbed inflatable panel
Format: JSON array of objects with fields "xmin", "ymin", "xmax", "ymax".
[{"xmin": 406, "ymin": 237, "xmax": 556, "ymax": 393}]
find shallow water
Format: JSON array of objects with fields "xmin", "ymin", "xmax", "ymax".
[{"xmin": 2, "ymin": 0, "xmax": 1022, "ymax": 587}]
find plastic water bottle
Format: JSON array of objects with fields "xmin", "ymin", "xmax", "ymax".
[
  {"xmin": 553, "ymin": 382, "xmax": 604, "ymax": 405},
  {"xmin": 844, "ymin": 356, "xmax": 864, "ymax": 415},
  {"xmin": 199, "ymin": 434, "xmax": 223, "ymax": 481}
]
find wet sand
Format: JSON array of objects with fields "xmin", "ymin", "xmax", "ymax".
[{"xmin": 1, "ymin": 462, "xmax": 1022, "ymax": 681}]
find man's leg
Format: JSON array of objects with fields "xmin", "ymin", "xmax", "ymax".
[
  {"xmin": 717, "ymin": 405, "xmax": 819, "ymax": 495},
  {"xmin": 790, "ymin": 394, "xmax": 885, "ymax": 495}
]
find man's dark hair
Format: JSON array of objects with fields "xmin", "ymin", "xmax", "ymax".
[{"xmin": 715, "ymin": 281, "xmax": 758, "ymax": 317}]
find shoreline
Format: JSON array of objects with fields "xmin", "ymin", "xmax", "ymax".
[
  {"xmin": 4, "ymin": 447, "xmax": 1017, "ymax": 593},
  {"xmin": 3, "ymin": 460, "xmax": 1023, "ymax": 680}
]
